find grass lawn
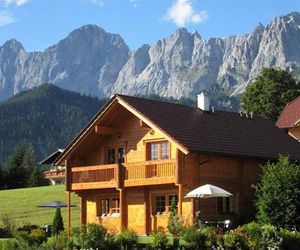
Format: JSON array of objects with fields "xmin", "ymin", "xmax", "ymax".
[{"xmin": 0, "ymin": 185, "xmax": 80, "ymax": 228}]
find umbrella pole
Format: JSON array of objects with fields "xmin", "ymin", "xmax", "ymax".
[{"xmin": 67, "ymin": 191, "xmax": 71, "ymax": 235}]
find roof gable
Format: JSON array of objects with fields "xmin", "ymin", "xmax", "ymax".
[{"xmin": 55, "ymin": 95, "xmax": 188, "ymax": 165}]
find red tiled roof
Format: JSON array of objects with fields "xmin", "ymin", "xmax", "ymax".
[
  {"xmin": 276, "ymin": 96, "xmax": 300, "ymax": 128},
  {"xmin": 118, "ymin": 95, "xmax": 300, "ymax": 161}
]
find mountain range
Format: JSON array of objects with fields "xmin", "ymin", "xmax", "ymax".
[{"xmin": 0, "ymin": 12, "xmax": 300, "ymax": 101}]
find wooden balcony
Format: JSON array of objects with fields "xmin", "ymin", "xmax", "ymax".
[
  {"xmin": 71, "ymin": 164, "xmax": 120, "ymax": 190},
  {"xmin": 44, "ymin": 169, "xmax": 66, "ymax": 179},
  {"xmin": 124, "ymin": 159, "xmax": 176, "ymax": 186},
  {"xmin": 69, "ymin": 159, "xmax": 176, "ymax": 190}
]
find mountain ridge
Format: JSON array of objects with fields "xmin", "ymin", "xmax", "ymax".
[
  {"xmin": 0, "ymin": 12, "xmax": 300, "ymax": 101},
  {"xmin": 0, "ymin": 84, "xmax": 107, "ymax": 163}
]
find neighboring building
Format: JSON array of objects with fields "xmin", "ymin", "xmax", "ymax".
[
  {"xmin": 276, "ymin": 96, "xmax": 300, "ymax": 141},
  {"xmin": 55, "ymin": 94, "xmax": 300, "ymax": 234},
  {"xmin": 40, "ymin": 149, "xmax": 65, "ymax": 185}
]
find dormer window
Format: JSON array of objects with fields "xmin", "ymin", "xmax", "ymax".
[{"xmin": 147, "ymin": 141, "xmax": 170, "ymax": 161}]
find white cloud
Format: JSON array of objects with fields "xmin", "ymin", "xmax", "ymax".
[
  {"xmin": 3, "ymin": 0, "xmax": 29, "ymax": 6},
  {"xmin": 129, "ymin": 0, "xmax": 140, "ymax": 8},
  {"xmin": 0, "ymin": 11, "xmax": 14, "ymax": 26},
  {"xmin": 165, "ymin": 0, "xmax": 207, "ymax": 27}
]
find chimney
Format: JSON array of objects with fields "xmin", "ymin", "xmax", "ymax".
[{"xmin": 197, "ymin": 92, "xmax": 210, "ymax": 111}]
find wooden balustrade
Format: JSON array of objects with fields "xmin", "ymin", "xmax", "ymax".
[
  {"xmin": 69, "ymin": 160, "xmax": 177, "ymax": 190},
  {"xmin": 71, "ymin": 164, "xmax": 119, "ymax": 190},
  {"xmin": 44, "ymin": 170, "xmax": 66, "ymax": 179},
  {"xmin": 72, "ymin": 164, "xmax": 118, "ymax": 183},
  {"xmin": 124, "ymin": 160, "xmax": 176, "ymax": 186},
  {"xmin": 125, "ymin": 160, "xmax": 176, "ymax": 180}
]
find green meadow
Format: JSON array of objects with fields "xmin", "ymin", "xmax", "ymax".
[{"xmin": 0, "ymin": 185, "xmax": 80, "ymax": 228}]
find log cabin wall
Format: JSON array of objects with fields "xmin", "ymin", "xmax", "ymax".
[
  {"xmin": 180, "ymin": 153, "xmax": 263, "ymax": 224},
  {"xmin": 81, "ymin": 111, "xmax": 178, "ymax": 166}
]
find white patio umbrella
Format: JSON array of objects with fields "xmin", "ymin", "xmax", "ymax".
[{"xmin": 185, "ymin": 184, "xmax": 233, "ymax": 199}]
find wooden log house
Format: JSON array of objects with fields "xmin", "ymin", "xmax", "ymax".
[{"xmin": 55, "ymin": 94, "xmax": 300, "ymax": 234}]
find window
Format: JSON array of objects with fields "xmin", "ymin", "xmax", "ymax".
[
  {"xmin": 118, "ymin": 148, "xmax": 125, "ymax": 163},
  {"xmin": 217, "ymin": 197, "xmax": 234, "ymax": 214},
  {"xmin": 154, "ymin": 194, "xmax": 177, "ymax": 215},
  {"xmin": 111, "ymin": 198, "xmax": 120, "ymax": 213},
  {"xmin": 148, "ymin": 141, "xmax": 170, "ymax": 161},
  {"xmin": 155, "ymin": 196, "xmax": 166, "ymax": 214},
  {"xmin": 161, "ymin": 142, "xmax": 169, "ymax": 159},
  {"xmin": 101, "ymin": 199, "xmax": 109, "ymax": 215},
  {"xmin": 108, "ymin": 149, "xmax": 116, "ymax": 164},
  {"xmin": 151, "ymin": 144, "xmax": 159, "ymax": 160}
]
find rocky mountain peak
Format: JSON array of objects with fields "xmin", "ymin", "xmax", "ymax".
[
  {"xmin": 253, "ymin": 22, "xmax": 265, "ymax": 34},
  {"xmin": 0, "ymin": 12, "xmax": 300, "ymax": 101},
  {"xmin": 1, "ymin": 39, "xmax": 24, "ymax": 52}
]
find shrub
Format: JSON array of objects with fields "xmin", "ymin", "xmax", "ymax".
[
  {"xmin": 223, "ymin": 223, "xmax": 282, "ymax": 250},
  {"xmin": 116, "ymin": 228, "xmax": 138, "ymax": 249},
  {"xmin": 182, "ymin": 225, "xmax": 210, "ymax": 250},
  {"xmin": 151, "ymin": 229, "xmax": 169, "ymax": 250},
  {"xmin": 71, "ymin": 223, "xmax": 109, "ymax": 249},
  {"xmin": 52, "ymin": 207, "xmax": 64, "ymax": 235},
  {"xmin": 255, "ymin": 156, "xmax": 300, "ymax": 230},
  {"xmin": 223, "ymin": 226, "xmax": 250, "ymax": 250},
  {"xmin": 17, "ymin": 224, "xmax": 39, "ymax": 234},
  {"xmin": 280, "ymin": 229, "xmax": 300, "ymax": 250},
  {"xmin": 29, "ymin": 229, "xmax": 47, "ymax": 245},
  {"xmin": 3, "ymin": 238, "xmax": 27, "ymax": 250},
  {"xmin": 0, "ymin": 214, "xmax": 16, "ymax": 237},
  {"xmin": 45, "ymin": 231, "xmax": 71, "ymax": 250}
]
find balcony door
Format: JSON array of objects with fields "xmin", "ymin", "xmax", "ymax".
[{"xmin": 105, "ymin": 145, "xmax": 125, "ymax": 164}]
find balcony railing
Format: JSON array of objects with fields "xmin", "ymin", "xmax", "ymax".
[
  {"xmin": 124, "ymin": 159, "xmax": 176, "ymax": 186},
  {"xmin": 69, "ymin": 159, "xmax": 176, "ymax": 190},
  {"xmin": 44, "ymin": 169, "xmax": 65, "ymax": 179},
  {"xmin": 71, "ymin": 164, "xmax": 119, "ymax": 190}
]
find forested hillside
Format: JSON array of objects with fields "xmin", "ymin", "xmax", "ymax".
[{"xmin": 0, "ymin": 84, "xmax": 107, "ymax": 163}]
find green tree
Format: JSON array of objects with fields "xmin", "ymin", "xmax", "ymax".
[
  {"xmin": 27, "ymin": 166, "xmax": 48, "ymax": 187},
  {"xmin": 168, "ymin": 197, "xmax": 183, "ymax": 248},
  {"xmin": 256, "ymin": 155, "xmax": 300, "ymax": 230},
  {"xmin": 0, "ymin": 164, "xmax": 4, "ymax": 189},
  {"xmin": 7, "ymin": 144, "xmax": 35, "ymax": 189},
  {"xmin": 241, "ymin": 68, "xmax": 300, "ymax": 121},
  {"xmin": 52, "ymin": 207, "xmax": 64, "ymax": 235}
]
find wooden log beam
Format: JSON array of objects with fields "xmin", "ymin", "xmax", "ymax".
[
  {"xmin": 139, "ymin": 120, "xmax": 151, "ymax": 129},
  {"xmin": 178, "ymin": 184, "xmax": 183, "ymax": 216},
  {"xmin": 119, "ymin": 189, "xmax": 126, "ymax": 230},
  {"xmin": 67, "ymin": 191, "xmax": 71, "ymax": 235},
  {"xmin": 65, "ymin": 159, "xmax": 72, "ymax": 192},
  {"xmin": 95, "ymin": 125, "xmax": 117, "ymax": 135},
  {"xmin": 80, "ymin": 196, "xmax": 87, "ymax": 224}
]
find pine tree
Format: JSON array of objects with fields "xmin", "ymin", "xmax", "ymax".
[
  {"xmin": 27, "ymin": 166, "xmax": 48, "ymax": 187},
  {"xmin": 168, "ymin": 197, "xmax": 183, "ymax": 248},
  {"xmin": 0, "ymin": 164, "xmax": 4, "ymax": 189},
  {"xmin": 7, "ymin": 143, "xmax": 36, "ymax": 189},
  {"xmin": 52, "ymin": 207, "xmax": 64, "ymax": 235}
]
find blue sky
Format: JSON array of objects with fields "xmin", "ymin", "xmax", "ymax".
[{"xmin": 0, "ymin": 0, "xmax": 299, "ymax": 52}]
